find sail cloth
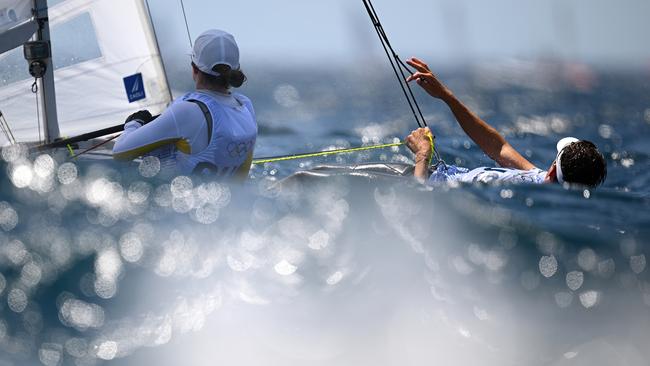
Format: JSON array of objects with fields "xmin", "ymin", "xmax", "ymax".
[{"xmin": 0, "ymin": 0, "xmax": 172, "ymax": 144}]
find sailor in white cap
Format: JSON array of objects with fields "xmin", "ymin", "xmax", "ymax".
[
  {"xmin": 113, "ymin": 30, "xmax": 257, "ymax": 180},
  {"xmin": 403, "ymin": 57, "xmax": 607, "ymax": 187}
]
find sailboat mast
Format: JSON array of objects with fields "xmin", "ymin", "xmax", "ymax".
[
  {"xmin": 143, "ymin": 0, "xmax": 174, "ymax": 104},
  {"xmin": 33, "ymin": 0, "xmax": 59, "ymax": 142}
]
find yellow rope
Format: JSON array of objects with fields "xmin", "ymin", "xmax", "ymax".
[
  {"xmin": 252, "ymin": 142, "xmax": 404, "ymax": 165},
  {"xmin": 251, "ymin": 136, "xmax": 435, "ymax": 165}
]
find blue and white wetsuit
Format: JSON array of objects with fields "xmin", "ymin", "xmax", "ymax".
[
  {"xmin": 427, "ymin": 164, "xmax": 547, "ymax": 185},
  {"xmin": 113, "ymin": 89, "xmax": 257, "ymax": 177}
]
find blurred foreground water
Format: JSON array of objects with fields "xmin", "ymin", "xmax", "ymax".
[{"xmin": 0, "ymin": 66, "xmax": 649, "ymax": 365}]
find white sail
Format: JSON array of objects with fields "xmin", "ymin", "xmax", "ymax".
[{"xmin": 0, "ymin": 0, "xmax": 172, "ymax": 143}]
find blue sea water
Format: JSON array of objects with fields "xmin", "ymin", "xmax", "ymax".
[{"xmin": 0, "ymin": 66, "xmax": 649, "ymax": 365}]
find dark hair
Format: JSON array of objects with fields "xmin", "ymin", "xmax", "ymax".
[
  {"xmin": 559, "ymin": 140, "xmax": 607, "ymax": 188},
  {"xmin": 193, "ymin": 62, "xmax": 246, "ymax": 89}
]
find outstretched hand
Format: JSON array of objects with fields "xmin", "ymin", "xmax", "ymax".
[{"xmin": 406, "ymin": 57, "xmax": 453, "ymax": 100}]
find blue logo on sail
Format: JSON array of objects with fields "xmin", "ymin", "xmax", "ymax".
[{"xmin": 123, "ymin": 73, "xmax": 146, "ymax": 103}]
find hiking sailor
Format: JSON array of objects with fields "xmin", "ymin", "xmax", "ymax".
[
  {"xmin": 113, "ymin": 30, "xmax": 257, "ymax": 180},
  {"xmin": 403, "ymin": 57, "xmax": 607, "ymax": 188}
]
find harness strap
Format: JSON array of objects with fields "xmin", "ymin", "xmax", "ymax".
[{"xmin": 186, "ymin": 99, "xmax": 213, "ymax": 142}]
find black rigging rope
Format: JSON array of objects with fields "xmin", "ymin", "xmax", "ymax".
[
  {"xmin": 361, "ymin": 0, "xmax": 427, "ymax": 129},
  {"xmin": 361, "ymin": 0, "xmax": 446, "ymax": 167},
  {"xmin": 180, "ymin": 0, "xmax": 193, "ymax": 48}
]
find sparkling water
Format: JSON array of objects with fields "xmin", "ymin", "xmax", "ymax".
[{"xmin": 0, "ymin": 67, "xmax": 649, "ymax": 365}]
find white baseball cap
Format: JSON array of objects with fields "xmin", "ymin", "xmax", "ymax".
[
  {"xmin": 191, "ymin": 29, "xmax": 240, "ymax": 76},
  {"xmin": 555, "ymin": 137, "xmax": 580, "ymax": 184}
]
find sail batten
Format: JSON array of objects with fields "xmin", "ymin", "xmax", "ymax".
[
  {"xmin": 0, "ymin": 0, "xmax": 36, "ymax": 56},
  {"xmin": 0, "ymin": 20, "xmax": 37, "ymax": 54},
  {"xmin": 0, "ymin": 0, "xmax": 33, "ymax": 33}
]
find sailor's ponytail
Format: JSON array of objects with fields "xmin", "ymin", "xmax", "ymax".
[
  {"xmin": 226, "ymin": 69, "xmax": 246, "ymax": 88},
  {"xmin": 212, "ymin": 64, "xmax": 247, "ymax": 88}
]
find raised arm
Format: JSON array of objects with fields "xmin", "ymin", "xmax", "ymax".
[{"xmin": 406, "ymin": 57, "xmax": 536, "ymax": 171}]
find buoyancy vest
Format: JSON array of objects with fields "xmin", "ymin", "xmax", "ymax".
[{"xmin": 176, "ymin": 91, "xmax": 257, "ymax": 176}]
